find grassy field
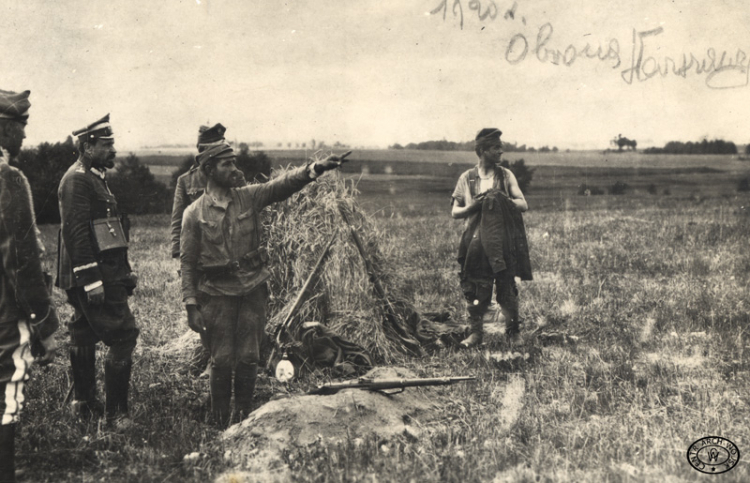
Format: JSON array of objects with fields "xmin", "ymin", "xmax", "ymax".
[{"xmin": 15, "ymin": 153, "xmax": 750, "ymax": 482}]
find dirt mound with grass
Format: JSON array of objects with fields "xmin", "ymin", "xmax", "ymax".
[{"xmin": 215, "ymin": 367, "xmax": 449, "ymax": 481}]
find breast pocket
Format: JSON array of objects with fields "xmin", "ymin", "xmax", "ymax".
[
  {"xmin": 94, "ymin": 192, "xmax": 118, "ymax": 219},
  {"xmin": 199, "ymin": 219, "xmax": 223, "ymax": 245},
  {"xmin": 237, "ymin": 209, "xmax": 256, "ymax": 238}
]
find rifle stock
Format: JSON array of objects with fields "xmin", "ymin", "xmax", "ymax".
[{"xmin": 309, "ymin": 376, "xmax": 475, "ymax": 395}]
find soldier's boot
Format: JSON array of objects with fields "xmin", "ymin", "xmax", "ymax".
[
  {"xmin": 460, "ymin": 316, "xmax": 484, "ymax": 348},
  {"xmin": 104, "ymin": 359, "xmax": 132, "ymax": 426},
  {"xmin": 0, "ymin": 424, "xmax": 15, "ymax": 483},
  {"xmin": 70, "ymin": 346, "xmax": 103, "ymax": 419},
  {"xmin": 234, "ymin": 362, "xmax": 257, "ymax": 422},
  {"xmin": 210, "ymin": 366, "xmax": 232, "ymax": 429}
]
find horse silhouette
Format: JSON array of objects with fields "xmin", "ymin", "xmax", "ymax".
[{"xmin": 611, "ymin": 134, "xmax": 637, "ymax": 151}]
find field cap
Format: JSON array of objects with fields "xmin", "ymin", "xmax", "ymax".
[
  {"xmin": 198, "ymin": 123, "xmax": 226, "ymax": 146},
  {"xmin": 72, "ymin": 114, "xmax": 114, "ymax": 142},
  {"xmin": 475, "ymin": 128, "xmax": 502, "ymax": 142},
  {"xmin": 197, "ymin": 141, "xmax": 234, "ymax": 168},
  {"xmin": 0, "ymin": 89, "xmax": 31, "ymax": 125}
]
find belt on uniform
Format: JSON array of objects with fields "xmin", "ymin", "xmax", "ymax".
[{"xmin": 199, "ymin": 247, "xmax": 269, "ymax": 278}]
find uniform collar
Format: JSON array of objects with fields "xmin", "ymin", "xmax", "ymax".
[
  {"xmin": 90, "ymin": 166, "xmax": 106, "ymax": 179},
  {"xmin": 0, "ymin": 147, "xmax": 8, "ymax": 165}
]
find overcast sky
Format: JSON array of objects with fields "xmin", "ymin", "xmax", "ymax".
[{"xmin": 2, "ymin": 0, "xmax": 749, "ymax": 151}]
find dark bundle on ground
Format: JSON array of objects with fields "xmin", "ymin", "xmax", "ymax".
[{"xmin": 263, "ymin": 163, "xmax": 427, "ymax": 364}]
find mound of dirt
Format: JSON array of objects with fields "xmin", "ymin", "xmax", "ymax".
[{"xmin": 216, "ymin": 367, "xmax": 445, "ymax": 481}]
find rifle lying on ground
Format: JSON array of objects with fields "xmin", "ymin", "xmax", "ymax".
[{"xmin": 309, "ymin": 375, "xmax": 475, "ymax": 395}]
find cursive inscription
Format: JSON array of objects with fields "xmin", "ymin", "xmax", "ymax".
[
  {"xmin": 431, "ymin": 0, "xmax": 750, "ymax": 89},
  {"xmin": 621, "ymin": 27, "xmax": 749, "ymax": 89}
]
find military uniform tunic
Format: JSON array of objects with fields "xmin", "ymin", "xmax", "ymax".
[
  {"xmin": 170, "ymin": 162, "xmax": 206, "ymax": 258},
  {"xmin": 57, "ymin": 159, "xmax": 137, "ymax": 350},
  {"xmin": 0, "ymin": 149, "xmax": 59, "ymax": 424}
]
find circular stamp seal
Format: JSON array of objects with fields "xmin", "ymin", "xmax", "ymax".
[{"xmin": 687, "ymin": 436, "xmax": 740, "ymax": 474}]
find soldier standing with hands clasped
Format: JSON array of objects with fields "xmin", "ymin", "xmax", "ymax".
[
  {"xmin": 57, "ymin": 114, "xmax": 139, "ymax": 427},
  {"xmin": 180, "ymin": 142, "xmax": 350, "ymax": 427},
  {"xmin": 0, "ymin": 89, "xmax": 59, "ymax": 483}
]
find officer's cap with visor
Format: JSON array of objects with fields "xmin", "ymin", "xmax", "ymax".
[{"xmin": 72, "ymin": 114, "xmax": 115, "ymax": 143}]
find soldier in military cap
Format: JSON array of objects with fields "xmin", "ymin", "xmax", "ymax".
[
  {"xmin": 0, "ymin": 88, "xmax": 59, "ymax": 483},
  {"xmin": 180, "ymin": 142, "xmax": 350, "ymax": 427},
  {"xmin": 170, "ymin": 123, "xmax": 227, "ymax": 259},
  {"xmin": 57, "ymin": 114, "xmax": 139, "ymax": 426}
]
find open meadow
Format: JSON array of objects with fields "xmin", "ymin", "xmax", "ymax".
[{"xmin": 16, "ymin": 150, "xmax": 750, "ymax": 482}]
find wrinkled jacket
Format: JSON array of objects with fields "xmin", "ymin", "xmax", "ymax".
[
  {"xmin": 0, "ymin": 153, "xmax": 59, "ymax": 338},
  {"xmin": 457, "ymin": 167, "xmax": 532, "ymax": 283},
  {"xmin": 57, "ymin": 159, "xmax": 132, "ymax": 290},
  {"xmin": 181, "ymin": 165, "xmax": 312, "ymax": 301},
  {"xmin": 170, "ymin": 162, "xmax": 206, "ymax": 258}
]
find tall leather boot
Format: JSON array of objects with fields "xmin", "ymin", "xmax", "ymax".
[
  {"xmin": 234, "ymin": 362, "xmax": 257, "ymax": 422},
  {"xmin": 210, "ymin": 366, "xmax": 232, "ymax": 429},
  {"xmin": 104, "ymin": 359, "xmax": 132, "ymax": 424},
  {"xmin": 0, "ymin": 424, "xmax": 15, "ymax": 483},
  {"xmin": 460, "ymin": 315, "xmax": 484, "ymax": 348},
  {"xmin": 70, "ymin": 346, "xmax": 102, "ymax": 418}
]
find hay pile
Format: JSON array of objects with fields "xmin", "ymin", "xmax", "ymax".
[
  {"xmin": 160, "ymin": 161, "xmax": 457, "ymax": 371},
  {"xmin": 263, "ymin": 164, "xmax": 422, "ymax": 364}
]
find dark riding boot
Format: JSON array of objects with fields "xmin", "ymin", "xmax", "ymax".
[
  {"xmin": 460, "ymin": 315, "xmax": 484, "ymax": 348},
  {"xmin": 234, "ymin": 362, "xmax": 257, "ymax": 421},
  {"xmin": 210, "ymin": 366, "xmax": 232, "ymax": 428},
  {"xmin": 70, "ymin": 346, "xmax": 102, "ymax": 418},
  {"xmin": 104, "ymin": 359, "xmax": 132, "ymax": 424},
  {"xmin": 0, "ymin": 424, "xmax": 15, "ymax": 483}
]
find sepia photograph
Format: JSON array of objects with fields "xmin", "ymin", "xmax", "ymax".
[{"xmin": 1, "ymin": 0, "xmax": 748, "ymax": 481}]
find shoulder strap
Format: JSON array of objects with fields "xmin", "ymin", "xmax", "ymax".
[{"xmin": 467, "ymin": 167, "xmax": 479, "ymax": 198}]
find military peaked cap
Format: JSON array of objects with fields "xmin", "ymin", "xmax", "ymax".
[
  {"xmin": 197, "ymin": 142, "xmax": 234, "ymax": 168},
  {"xmin": 198, "ymin": 123, "xmax": 226, "ymax": 145},
  {"xmin": 0, "ymin": 89, "xmax": 31, "ymax": 124},
  {"xmin": 72, "ymin": 114, "xmax": 114, "ymax": 141}
]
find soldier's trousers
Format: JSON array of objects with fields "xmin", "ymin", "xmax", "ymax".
[
  {"xmin": 199, "ymin": 284, "xmax": 267, "ymax": 369},
  {"xmin": 65, "ymin": 284, "xmax": 139, "ymax": 360},
  {"xmin": 464, "ymin": 271, "xmax": 520, "ymax": 335},
  {"xmin": 0, "ymin": 320, "xmax": 33, "ymax": 426}
]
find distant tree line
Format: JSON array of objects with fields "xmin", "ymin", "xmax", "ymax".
[
  {"xmin": 388, "ymin": 140, "xmax": 556, "ymax": 153},
  {"xmin": 644, "ymin": 139, "xmax": 738, "ymax": 155}
]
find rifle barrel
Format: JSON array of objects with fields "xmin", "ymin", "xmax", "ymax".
[{"xmin": 310, "ymin": 376, "xmax": 476, "ymax": 395}]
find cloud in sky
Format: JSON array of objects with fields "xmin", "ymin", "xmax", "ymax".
[{"xmin": 2, "ymin": 0, "xmax": 749, "ymax": 150}]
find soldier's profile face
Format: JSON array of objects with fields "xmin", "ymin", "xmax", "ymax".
[
  {"xmin": 211, "ymin": 157, "xmax": 245, "ymax": 188},
  {"xmin": 89, "ymin": 138, "xmax": 117, "ymax": 169},
  {"xmin": 483, "ymin": 142, "xmax": 503, "ymax": 162},
  {"xmin": 1, "ymin": 121, "xmax": 26, "ymax": 157}
]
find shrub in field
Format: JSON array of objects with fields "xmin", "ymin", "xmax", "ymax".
[
  {"xmin": 738, "ymin": 176, "xmax": 750, "ymax": 192},
  {"xmin": 14, "ymin": 137, "xmax": 78, "ymax": 224},
  {"xmin": 646, "ymin": 183, "xmax": 658, "ymax": 195},
  {"xmin": 577, "ymin": 183, "xmax": 604, "ymax": 195},
  {"xmin": 107, "ymin": 154, "xmax": 171, "ymax": 215},
  {"xmin": 500, "ymin": 158, "xmax": 535, "ymax": 193},
  {"xmin": 609, "ymin": 180, "xmax": 629, "ymax": 195}
]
